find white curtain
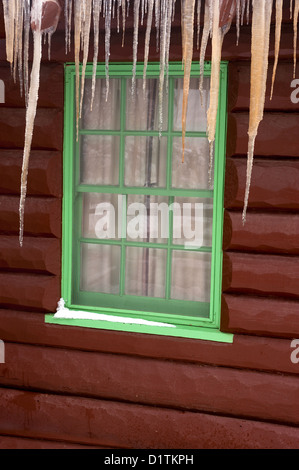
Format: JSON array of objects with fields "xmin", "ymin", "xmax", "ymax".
[{"xmin": 80, "ymin": 75, "xmax": 213, "ymax": 303}]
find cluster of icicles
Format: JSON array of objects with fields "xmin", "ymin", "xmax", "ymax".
[{"xmin": 1, "ymin": 0, "xmax": 299, "ymax": 246}]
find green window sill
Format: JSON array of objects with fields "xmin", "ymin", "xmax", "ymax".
[{"xmin": 45, "ymin": 312, "xmax": 233, "ymax": 343}]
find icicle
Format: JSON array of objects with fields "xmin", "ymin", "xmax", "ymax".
[
  {"xmin": 19, "ymin": 0, "xmax": 43, "ymax": 247},
  {"xmin": 143, "ymin": 0, "xmax": 155, "ymax": 89},
  {"xmin": 2, "ymin": 0, "xmax": 16, "ymax": 66},
  {"xmin": 206, "ymin": 0, "xmax": 234, "ymax": 186},
  {"xmin": 293, "ymin": 0, "xmax": 299, "ymax": 77},
  {"xmin": 243, "ymin": 0, "xmax": 273, "ymax": 225},
  {"xmin": 132, "ymin": 0, "xmax": 141, "ymax": 94},
  {"xmin": 158, "ymin": 0, "xmax": 173, "ymax": 134},
  {"xmin": 181, "ymin": 0, "xmax": 196, "ymax": 162},
  {"xmin": 65, "ymin": 0, "xmax": 73, "ymax": 54},
  {"xmin": 23, "ymin": 0, "xmax": 31, "ymax": 106},
  {"xmin": 74, "ymin": 0, "xmax": 83, "ymax": 138},
  {"xmin": 240, "ymin": 0, "xmax": 246, "ymax": 25},
  {"xmin": 270, "ymin": 0, "xmax": 283, "ymax": 99},
  {"xmin": 121, "ymin": 0, "xmax": 126, "ymax": 46},
  {"xmin": 196, "ymin": 0, "xmax": 202, "ymax": 49},
  {"xmin": 104, "ymin": 0, "xmax": 113, "ymax": 101},
  {"xmin": 199, "ymin": 0, "xmax": 211, "ymax": 102},
  {"xmin": 91, "ymin": 0, "xmax": 102, "ymax": 110},
  {"xmin": 246, "ymin": 0, "xmax": 250, "ymax": 24},
  {"xmin": 79, "ymin": 0, "xmax": 92, "ymax": 118},
  {"xmin": 155, "ymin": 0, "xmax": 161, "ymax": 52},
  {"xmin": 236, "ymin": 0, "xmax": 241, "ymax": 45}
]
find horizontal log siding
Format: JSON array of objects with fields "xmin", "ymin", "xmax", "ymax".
[{"xmin": 0, "ymin": 6, "xmax": 298, "ymax": 449}]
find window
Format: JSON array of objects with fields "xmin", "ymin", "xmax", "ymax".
[{"xmin": 46, "ymin": 62, "xmax": 233, "ymax": 343}]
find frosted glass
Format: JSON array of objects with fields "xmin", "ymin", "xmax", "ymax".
[
  {"xmin": 171, "ymin": 251, "xmax": 211, "ymax": 302},
  {"xmin": 172, "ymin": 197, "xmax": 213, "ymax": 247},
  {"xmin": 126, "ymin": 78, "xmax": 168, "ymax": 131},
  {"xmin": 125, "ymin": 247, "xmax": 167, "ymax": 298},
  {"xmin": 81, "ymin": 78, "xmax": 121, "ymax": 130},
  {"xmin": 80, "ymin": 243, "xmax": 121, "ymax": 294},
  {"xmin": 126, "ymin": 194, "xmax": 169, "ymax": 243},
  {"xmin": 172, "ymin": 136, "xmax": 212, "ymax": 189},
  {"xmin": 173, "ymin": 76, "xmax": 210, "ymax": 132},
  {"xmin": 124, "ymin": 136, "xmax": 167, "ymax": 187},
  {"xmin": 80, "ymin": 135, "xmax": 119, "ymax": 185},
  {"xmin": 82, "ymin": 193, "xmax": 121, "ymax": 240}
]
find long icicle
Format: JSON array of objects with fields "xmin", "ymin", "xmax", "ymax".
[
  {"xmin": 293, "ymin": 0, "xmax": 299, "ymax": 77},
  {"xmin": 207, "ymin": 0, "xmax": 234, "ymax": 186},
  {"xmin": 181, "ymin": 0, "xmax": 196, "ymax": 163},
  {"xmin": 19, "ymin": 0, "xmax": 43, "ymax": 247},
  {"xmin": 270, "ymin": 0, "xmax": 283, "ymax": 100},
  {"xmin": 143, "ymin": 0, "xmax": 155, "ymax": 89},
  {"xmin": 243, "ymin": 0, "xmax": 273, "ymax": 224},
  {"xmin": 91, "ymin": 0, "xmax": 102, "ymax": 110},
  {"xmin": 79, "ymin": 0, "xmax": 92, "ymax": 117},
  {"xmin": 199, "ymin": 0, "xmax": 211, "ymax": 102}
]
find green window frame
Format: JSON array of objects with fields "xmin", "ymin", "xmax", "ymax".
[{"xmin": 45, "ymin": 61, "xmax": 233, "ymax": 343}]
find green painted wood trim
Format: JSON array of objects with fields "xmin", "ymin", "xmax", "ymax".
[{"xmin": 58, "ymin": 61, "xmax": 231, "ymax": 341}]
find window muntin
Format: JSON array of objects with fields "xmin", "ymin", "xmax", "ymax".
[{"xmin": 62, "ymin": 62, "xmax": 227, "ymax": 332}]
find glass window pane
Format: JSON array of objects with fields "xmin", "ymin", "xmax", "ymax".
[
  {"xmin": 126, "ymin": 78, "xmax": 168, "ymax": 131},
  {"xmin": 125, "ymin": 247, "xmax": 167, "ymax": 298},
  {"xmin": 81, "ymin": 78, "xmax": 121, "ymax": 130},
  {"xmin": 80, "ymin": 135, "xmax": 120, "ymax": 185},
  {"xmin": 124, "ymin": 136, "xmax": 167, "ymax": 187},
  {"xmin": 82, "ymin": 193, "xmax": 121, "ymax": 240},
  {"xmin": 172, "ymin": 136, "xmax": 213, "ymax": 190},
  {"xmin": 171, "ymin": 251, "xmax": 211, "ymax": 302},
  {"xmin": 172, "ymin": 197, "xmax": 213, "ymax": 247},
  {"xmin": 127, "ymin": 195, "xmax": 169, "ymax": 243},
  {"xmin": 80, "ymin": 243, "xmax": 121, "ymax": 294},
  {"xmin": 173, "ymin": 76, "xmax": 210, "ymax": 132}
]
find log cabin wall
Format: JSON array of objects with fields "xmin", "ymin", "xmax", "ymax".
[{"xmin": 0, "ymin": 3, "xmax": 299, "ymax": 449}]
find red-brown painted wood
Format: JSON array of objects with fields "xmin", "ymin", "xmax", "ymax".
[
  {"xmin": 0, "ymin": 196, "xmax": 61, "ymax": 238},
  {"xmin": 224, "ymin": 210, "xmax": 299, "ymax": 254},
  {"xmin": 227, "ymin": 112, "xmax": 299, "ymax": 158},
  {"xmin": 0, "ymin": 63, "xmax": 64, "ymax": 108},
  {"xmin": 0, "ymin": 150, "xmax": 62, "ymax": 197},
  {"xmin": 1, "ymin": 342, "xmax": 298, "ymax": 426},
  {"xmin": 228, "ymin": 61, "xmax": 299, "ymax": 112},
  {"xmin": 0, "ymin": 108, "xmax": 63, "ymax": 150},
  {"xmin": 1, "ymin": 388, "xmax": 299, "ymax": 449},
  {"xmin": 223, "ymin": 251, "xmax": 299, "ymax": 298},
  {"xmin": 0, "ymin": 236, "xmax": 61, "ymax": 275},
  {"xmin": 222, "ymin": 293, "xmax": 299, "ymax": 338},
  {"xmin": 0, "ymin": 310, "xmax": 298, "ymax": 375},
  {"xmin": 0, "ymin": 435, "xmax": 99, "ymax": 449},
  {"xmin": 224, "ymin": 157, "xmax": 299, "ymax": 209},
  {"xmin": 0, "ymin": 273, "xmax": 60, "ymax": 312}
]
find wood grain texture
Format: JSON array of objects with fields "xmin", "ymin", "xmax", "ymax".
[
  {"xmin": 0, "ymin": 273, "xmax": 60, "ymax": 312},
  {"xmin": 1, "ymin": 388, "xmax": 299, "ymax": 449},
  {"xmin": 224, "ymin": 210, "xmax": 299, "ymax": 254},
  {"xmin": 0, "ymin": 196, "xmax": 61, "ymax": 238},
  {"xmin": 0, "ymin": 310, "xmax": 298, "ymax": 375},
  {"xmin": 0, "ymin": 236, "xmax": 61, "ymax": 275},
  {"xmin": 0, "ymin": 150, "xmax": 62, "ymax": 197},
  {"xmin": 0, "ymin": 342, "xmax": 298, "ymax": 426},
  {"xmin": 222, "ymin": 293, "xmax": 299, "ymax": 337},
  {"xmin": 224, "ymin": 158, "xmax": 299, "ymax": 210},
  {"xmin": 0, "ymin": 108, "xmax": 63, "ymax": 150},
  {"xmin": 223, "ymin": 251, "xmax": 299, "ymax": 298}
]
